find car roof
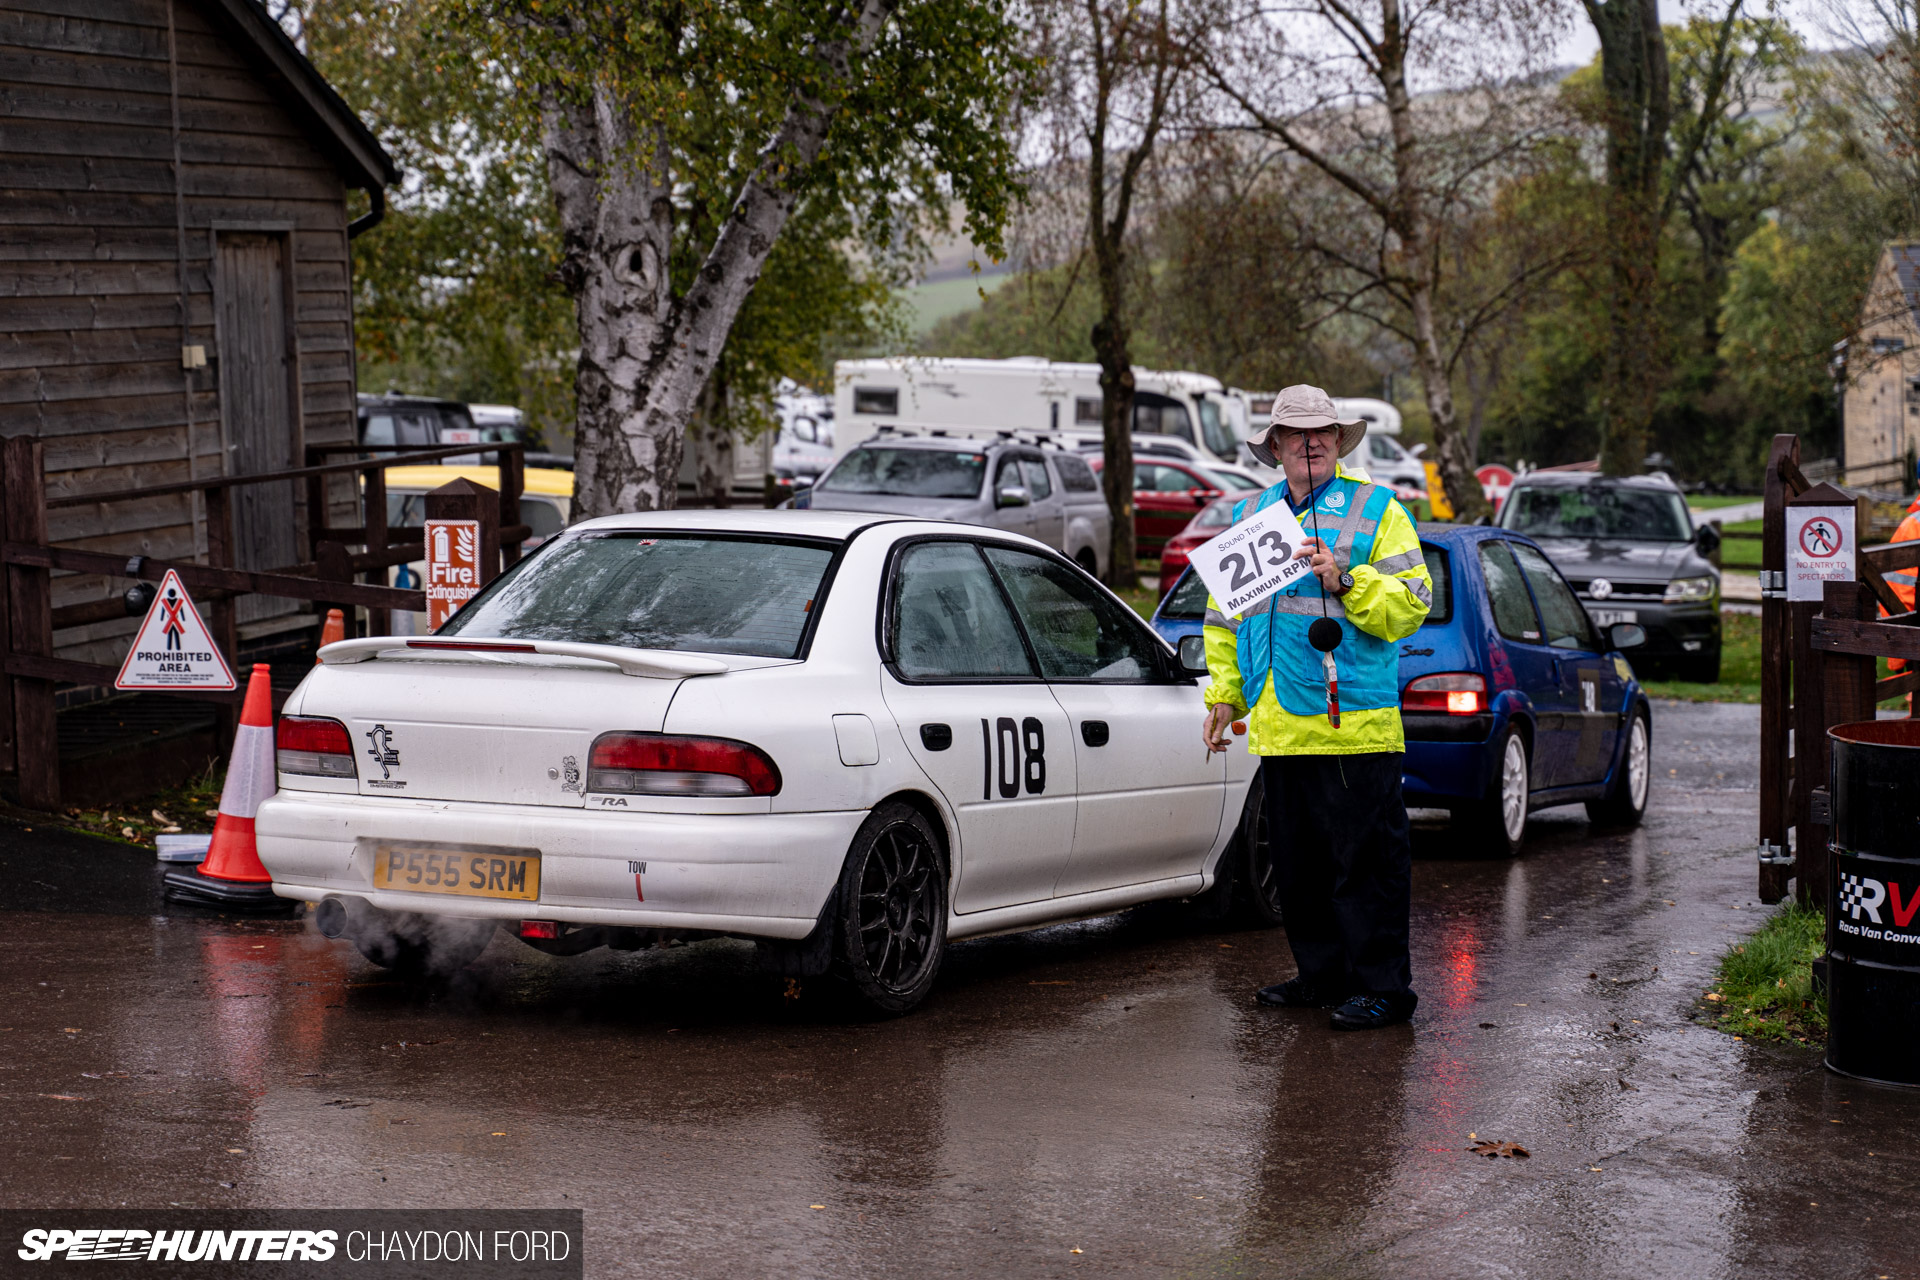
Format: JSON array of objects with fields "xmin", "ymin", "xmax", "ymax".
[
  {"xmin": 378, "ymin": 465, "xmax": 573, "ymax": 497},
  {"xmin": 1507, "ymin": 470, "xmax": 1681, "ymax": 492},
  {"xmin": 853, "ymin": 434, "xmax": 1076, "ymax": 457},
  {"xmin": 1414, "ymin": 522, "xmax": 1535, "ymax": 547},
  {"xmin": 570, "ymin": 509, "xmax": 905, "ymax": 540},
  {"xmin": 356, "ymin": 392, "xmax": 465, "ymax": 410}
]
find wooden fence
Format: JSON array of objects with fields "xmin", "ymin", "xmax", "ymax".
[
  {"xmin": 1755, "ymin": 433, "xmax": 1920, "ymax": 905},
  {"xmin": 0, "ymin": 437, "xmax": 528, "ymax": 810}
]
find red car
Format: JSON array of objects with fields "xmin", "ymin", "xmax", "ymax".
[
  {"xmin": 1090, "ymin": 458, "xmax": 1260, "ymax": 558},
  {"xmin": 1158, "ymin": 495, "xmax": 1241, "ymax": 594}
]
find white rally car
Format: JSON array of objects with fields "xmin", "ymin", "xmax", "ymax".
[{"xmin": 257, "ymin": 511, "xmax": 1272, "ymax": 1014}]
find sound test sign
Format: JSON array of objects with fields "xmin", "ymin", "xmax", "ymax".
[{"xmin": 1190, "ymin": 501, "xmax": 1315, "ymax": 616}]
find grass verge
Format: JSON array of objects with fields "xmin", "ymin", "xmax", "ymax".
[
  {"xmin": 1699, "ymin": 902, "xmax": 1827, "ymax": 1044},
  {"xmin": 1638, "ymin": 610, "xmax": 1761, "ymax": 703}
]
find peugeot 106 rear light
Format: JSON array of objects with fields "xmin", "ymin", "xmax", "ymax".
[
  {"xmin": 1403, "ymin": 673, "xmax": 1486, "ymax": 715},
  {"xmin": 587, "ymin": 733, "xmax": 782, "ymax": 797},
  {"xmin": 277, "ymin": 715, "xmax": 357, "ymax": 777}
]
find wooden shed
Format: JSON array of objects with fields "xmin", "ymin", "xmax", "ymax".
[{"xmin": 0, "ymin": 0, "xmax": 395, "ymax": 673}]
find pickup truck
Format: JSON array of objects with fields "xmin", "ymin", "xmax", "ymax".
[{"xmin": 794, "ymin": 433, "xmax": 1112, "ymax": 578}]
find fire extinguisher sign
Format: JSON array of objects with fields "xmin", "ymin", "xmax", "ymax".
[{"xmin": 424, "ymin": 518, "xmax": 482, "ymax": 631}]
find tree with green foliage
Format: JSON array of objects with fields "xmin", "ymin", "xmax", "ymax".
[
  {"xmin": 445, "ymin": 0, "xmax": 1029, "ymax": 518},
  {"xmin": 298, "ymin": 0, "xmax": 576, "ymax": 437},
  {"xmin": 1020, "ymin": 0, "xmax": 1191, "ymax": 587},
  {"xmin": 1197, "ymin": 0, "xmax": 1574, "ymax": 520}
]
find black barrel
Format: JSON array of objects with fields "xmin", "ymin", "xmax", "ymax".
[{"xmin": 1827, "ymin": 719, "xmax": 1920, "ymax": 1086}]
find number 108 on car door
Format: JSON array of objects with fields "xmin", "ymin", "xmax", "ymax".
[{"xmin": 1191, "ymin": 501, "xmax": 1315, "ymax": 616}]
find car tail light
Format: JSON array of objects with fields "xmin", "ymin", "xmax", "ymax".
[
  {"xmin": 277, "ymin": 715, "xmax": 357, "ymax": 777},
  {"xmin": 1403, "ymin": 673, "xmax": 1486, "ymax": 715},
  {"xmin": 587, "ymin": 733, "xmax": 782, "ymax": 797}
]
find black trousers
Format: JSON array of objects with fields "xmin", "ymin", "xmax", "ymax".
[{"xmin": 1261, "ymin": 752, "xmax": 1413, "ymax": 999}]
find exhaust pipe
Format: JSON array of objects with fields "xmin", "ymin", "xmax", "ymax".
[{"xmin": 314, "ymin": 895, "xmax": 378, "ymax": 940}]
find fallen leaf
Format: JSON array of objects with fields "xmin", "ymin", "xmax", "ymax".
[
  {"xmin": 61, "ymin": 1028, "xmax": 81, "ymax": 1034},
  {"xmin": 151, "ymin": 810, "xmax": 171, "ymax": 825},
  {"xmin": 1070, "ymin": 1248, "xmax": 1083, "ymax": 1255},
  {"xmin": 809, "ymin": 1205, "xmax": 824, "ymax": 1211},
  {"xmin": 120, "ymin": 826, "xmax": 136, "ymax": 838},
  {"xmin": 39, "ymin": 1094, "xmax": 85, "ymax": 1101},
  {"xmin": 205, "ymin": 809, "xmax": 220, "ymax": 819},
  {"xmin": 160, "ymin": 826, "xmax": 181, "ymax": 834},
  {"xmin": 1467, "ymin": 1140, "xmax": 1530, "ymax": 1159}
]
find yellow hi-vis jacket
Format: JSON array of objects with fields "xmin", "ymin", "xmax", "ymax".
[{"xmin": 1202, "ymin": 464, "xmax": 1433, "ymax": 756}]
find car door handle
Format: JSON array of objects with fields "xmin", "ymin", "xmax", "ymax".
[
  {"xmin": 1081, "ymin": 720, "xmax": 1109, "ymax": 747},
  {"xmin": 919, "ymin": 723, "xmax": 952, "ymax": 751}
]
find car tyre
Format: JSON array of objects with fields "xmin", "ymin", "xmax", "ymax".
[
  {"xmin": 1184, "ymin": 775, "xmax": 1282, "ymax": 928},
  {"xmin": 828, "ymin": 801, "xmax": 948, "ymax": 1017},
  {"xmin": 1460, "ymin": 724, "xmax": 1529, "ymax": 857},
  {"xmin": 1587, "ymin": 707, "xmax": 1651, "ymax": 828},
  {"xmin": 352, "ymin": 912, "xmax": 496, "ymax": 977},
  {"xmin": 1231, "ymin": 772, "xmax": 1284, "ymax": 927}
]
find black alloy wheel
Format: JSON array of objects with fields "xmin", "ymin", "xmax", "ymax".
[
  {"xmin": 831, "ymin": 801, "xmax": 948, "ymax": 1016},
  {"xmin": 1233, "ymin": 772, "xmax": 1284, "ymax": 927}
]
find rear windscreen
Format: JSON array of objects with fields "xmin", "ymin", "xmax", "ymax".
[
  {"xmin": 1159, "ymin": 567, "xmax": 1210, "ymax": 620},
  {"xmin": 1419, "ymin": 544, "xmax": 1452, "ymax": 626},
  {"xmin": 441, "ymin": 533, "xmax": 834, "ymax": 659},
  {"xmin": 819, "ymin": 447, "xmax": 986, "ymax": 499}
]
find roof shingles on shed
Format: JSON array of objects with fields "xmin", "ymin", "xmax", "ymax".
[{"xmin": 0, "ymin": 0, "xmax": 396, "ymax": 668}]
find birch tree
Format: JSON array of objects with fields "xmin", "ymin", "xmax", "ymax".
[{"xmin": 454, "ymin": 0, "xmax": 1028, "ymax": 517}]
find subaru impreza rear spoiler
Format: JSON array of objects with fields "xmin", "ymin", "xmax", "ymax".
[{"xmin": 316, "ymin": 637, "xmax": 731, "ymax": 679}]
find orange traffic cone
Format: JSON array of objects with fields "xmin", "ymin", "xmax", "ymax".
[
  {"xmin": 164, "ymin": 664, "xmax": 293, "ymax": 914},
  {"xmin": 317, "ymin": 608, "xmax": 345, "ymax": 661}
]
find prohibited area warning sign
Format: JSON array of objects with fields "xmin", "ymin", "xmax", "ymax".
[
  {"xmin": 115, "ymin": 569, "xmax": 236, "ymax": 690},
  {"xmin": 1786, "ymin": 503, "xmax": 1855, "ymax": 602}
]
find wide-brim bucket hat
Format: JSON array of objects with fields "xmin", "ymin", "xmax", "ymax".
[{"xmin": 1247, "ymin": 384, "xmax": 1368, "ymax": 468}]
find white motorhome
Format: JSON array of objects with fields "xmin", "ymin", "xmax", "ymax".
[{"xmin": 832, "ymin": 357, "xmax": 1244, "ymax": 464}]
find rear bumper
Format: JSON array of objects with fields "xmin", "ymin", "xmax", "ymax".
[
  {"xmin": 254, "ymin": 789, "xmax": 867, "ymax": 941},
  {"xmin": 1401, "ymin": 720, "xmax": 1499, "ymax": 804}
]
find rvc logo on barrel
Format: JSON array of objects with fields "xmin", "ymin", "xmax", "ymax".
[{"xmin": 1839, "ymin": 871, "xmax": 1920, "ymax": 928}]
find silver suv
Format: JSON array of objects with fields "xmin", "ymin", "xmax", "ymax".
[{"xmin": 796, "ymin": 433, "xmax": 1113, "ymax": 578}]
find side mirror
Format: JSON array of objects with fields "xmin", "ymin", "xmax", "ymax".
[
  {"xmin": 996, "ymin": 484, "xmax": 1031, "ymax": 509},
  {"xmin": 1609, "ymin": 622, "xmax": 1647, "ymax": 650},
  {"xmin": 1177, "ymin": 633, "xmax": 1209, "ymax": 676},
  {"xmin": 1694, "ymin": 523, "xmax": 1721, "ymax": 556},
  {"xmin": 791, "ymin": 484, "xmax": 813, "ymax": 510},
  {"xmin": 1409, "ymin": 443, "xmax": 1427, "ymax": 456}
]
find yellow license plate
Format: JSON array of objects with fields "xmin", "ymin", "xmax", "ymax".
[{"xmin": 371, "ymin": 843, "xmax": 541, "ymax": 901}]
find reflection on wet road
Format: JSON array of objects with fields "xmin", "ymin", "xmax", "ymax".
[{"xmin": 2, "ymin": 702, "xmax": 1916, "ymax": 1277}]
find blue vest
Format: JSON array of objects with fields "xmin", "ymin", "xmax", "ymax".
[{"xmin": 1231, "ymin": 476, "xmax": 1400, "ymax": 717}]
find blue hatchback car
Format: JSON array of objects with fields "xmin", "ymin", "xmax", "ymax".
[{"xmin": 1153, "ymin": 522, "xmax": 1653, "ymax": 855}]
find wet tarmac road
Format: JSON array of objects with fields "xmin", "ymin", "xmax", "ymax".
[{"xmin": 2, "ymin": 701, "xmax": 1917, "ymax": 1278}]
